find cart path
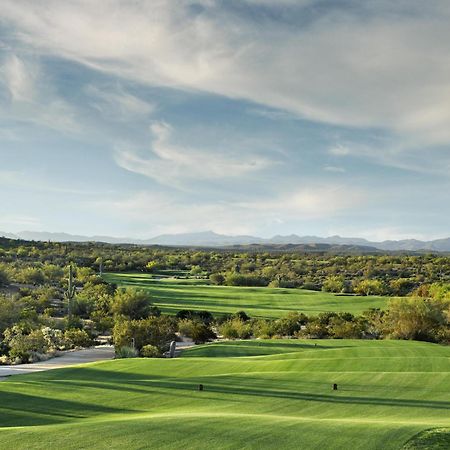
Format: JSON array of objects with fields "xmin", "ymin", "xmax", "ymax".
[{"xmin": 0, "ymin": 345, "xmax": 114, "ymax": 379}]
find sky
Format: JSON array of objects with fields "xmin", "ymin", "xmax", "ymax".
[{"xmin": 0, "ymin": 0, "xmax": 449, "ymax": 241}]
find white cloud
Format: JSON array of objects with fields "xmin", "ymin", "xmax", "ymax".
[
  {"xmin": 330, "ymin": 227, "xmax": 435, "ymax": 243},
  {"xmin": 115, "ymin": 121, "xmax": 272, "ymax": 186},
  {"xmin": 0, "ymin": 54, "xmax": 36, "ymax": 102},
  {"xmin": 323, "ymin": 166, "xmax": 345, "ymax": 173},
  {"xmin": 93, "ymin": 183, "xmax": 364, "ymax": 235},
  {"xmin": 2, "ymin": 1, "xmax": 450, "ymax": 145},
  {"xmin": 0, "ymin": 53, "xmax": 80, "ymax": 133},
  {"xmin": 85, "ymin": 84, "xmax": 155, "ymax": 120},
  {"xmin": 237, "ymin": 185, "xmax": 364, "ymax": 219},
  {"xmin": 0, "ymin": 214, "xmax": 42, "ymax": 229},
  {"xmin": 328, "ymin": 145, "xmax": 350, "ymax": 157}
]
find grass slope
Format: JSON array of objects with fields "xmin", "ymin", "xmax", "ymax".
[
  {"xmin": 0, "ymin": 339, "xmax": 449, "ymax": 449},
  {"xmin": 104, "ymin": 272, "xmax": 391, "ymax": 318}
]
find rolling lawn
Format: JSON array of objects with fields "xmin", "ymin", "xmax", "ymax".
[
  {"xmin": 103, "ymin": 272, "xmax": 392, "ymax": 318},
  {"xmin": 0, "ymin": 339, "xmax": 449, "ymax": 449}
]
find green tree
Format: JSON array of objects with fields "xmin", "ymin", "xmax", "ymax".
[
  {"xmin": 112, "ymin": 288, "xmax": 157, "ymax": 320},
  {"xmin": 322, "ymin": 275, "xmax": 345, "ymax": 293},
  {"xmin": 0, "ymin": 295, "xmax": 21, "ymax": 334},
  {"xmin": 113, "ymin": 316, "xmax": 177, "ymax": 352},
  {"xmin": 384, "ymin": 297, "xmax": 446, "ymax": 342},
  {"xmin": 353, "ymin": 279, "xmax": 385, "ymax": 296}
]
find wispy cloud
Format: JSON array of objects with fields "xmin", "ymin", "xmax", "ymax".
[
  {"xmin": 85, "ymin": 84, "xmax": 155, "ymax": 121},
  {"xmin": 115, "ymin": 121, "xmax": 272, "ymax": 187},
  {"xmin": 2, "ymin": 1, "xmax": 450, "ymax": 145},
  {"xmin": 93, "ymin": 183, "xmax": 365, "ymax": 236},
  {"xmin": 0, "ymin": 52, "xmax": 80, "ymax": 133},
  {"xmin": 328, "ymin": 145, "xmax": 350, "ymax": 157},
  {"xmin": 323, "ymin": 166, "xmax": 346, "ymax": 173}
]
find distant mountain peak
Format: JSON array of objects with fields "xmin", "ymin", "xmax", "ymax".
[{"xmin": 0, "ymin": 230, "xmax": 448, "ymax": 252}]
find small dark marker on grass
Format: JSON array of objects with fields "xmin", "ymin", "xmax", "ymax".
[
  {"xmin": 198, "ymin": 384, "xmax": 204, "ymax": 391},
  {"xmin": 333, "ymin": 383, "xmax": 338, "ymax": 391}
]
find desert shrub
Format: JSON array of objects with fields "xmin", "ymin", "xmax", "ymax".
[
  {"xmin": 115, "ymin": 345, "xmax": 138, "ymax": 358},
  {"xmin": 219, "ymin": 318, "xmax": 252, "ymax": 339},
  {"xmin": 0, "ymin": 268, "xmax": 10, "ymax": 287},
  {"xmin": 141, "ymin": 344, "xmax": 161, "ymax": 358},
  {"xmin": 383, "ymin": 297, "xmax": 447, "ymax": 342},
  {"xmin": 113, "ymin": 315, "xmax": 177, "ymax": 352},
  {"xmin": 41, "ymin": 327, "xmax": 64, "ymax": 350},
  {"xmin": 0, "ymin": 295, "xmax": 21, "ymax": 334},
  {"xmin": 4, "ymin": 327, "xmax": 47, "ymax": 363},
  {"xmin": 428, "ymin": 283, "xmax": 450, "ymax": 301},
  {"xmin": 232, "ymin": 311, "xmax": 251, "ymax": 322},
  {"xmin": 252, "ymin": 319, "xmax": 276, "ymax": 339},
  {"xmin": 17, "ymin": 267, "xmax": 45, "ymax": 285},
  {"xmin": 353, "ymin": 279, "xmax": 386, "ymax": 296},
  {"xmin": 209, "ymin": 273, "xmax": 225, "ymax": 285},
  {"xmin": 176, "ymin": 309, "xmax": 213, "ymax": 325},
  {"xmin": 329, "ymin": 318, "xmax": 365, "ymax": 339},
  {"xmin": 322, "ymin": 276, "xmax": 346, "ymax": 293},
  {"xmin": 63, "ymin": 315, "xmax": 84, "ymax": 330},
  {"xmin": 297, "ymin": 320, "xmax": 329, "ymax": 339},
  {"xmin": 225, "ymin": 273, "xmax": 267, "ymax": 287},
  {"xmin": 274, "ymin": 312, "xmax": 308, "ymax": 336},
  {"xmin": 389, "ymin": 278, "xmax": 416, "ymax": 296},
  {"xmin": 64, "ymin": 329, "xmax": 93, "ymax": 348},
  {"xmin": 112, "ymin": 288, "xmax": 159, "ymax": 319},
  {"xmin": 302, "ymin": 282, "xmax": 319, "ymax": 291},
  {"xmin": 178, "ymin": 319, "xmax": 216, "ymax": 344}
]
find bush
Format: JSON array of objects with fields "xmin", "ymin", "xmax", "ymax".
[
  {"xmin": 329, "ymin": 318, "xmax": 365, "ymax": 339},
  {"xmin": 383, "ymin": 297, "xmax": 446, "ymax": 342},
  {"xmin": 0, "ymin": 268, "xmax": 10, "ymax": 287},
  {"xmin": 64, "ymin": 329, "xmax": 93, "ymax": 348},
  {"xmin": 225, "ymin": 273, "xmax": 267, "ymax": 287},
  {"xmin": 113, "ymin": 315, "xmax": 177, "ymax": 352},
  {"xmin": 274, "ymin": 312, "xmax": 308, "ymax": 336},
  {"xmin": 232, "ymin": 311, "xmax": 251, "ymax": 322},
  {"xmin": 297, "ymin": 321, "xmax": 329, "ymax": 339},
  {"xmin": 252, "ymin": 319, "xmax": 276, "ymax": 339},
  {"xmin": 141, "ymin": 344, "xmax": 161, "ymax": 358},
  {"xmin": 176, "ymin": 309, "xmax": 213, "ymax": 325},
  {"xmin": 115, "ymin": 345, "xmax": 138, "ymax": 358},
  {"xmin": 219, "ymin": 318, "xmax": 252, "ymax": 339},
  {"xmin": 0, "ymin": 295, "xmax": 21, "ymax": 334},
  {"xmin": 209, "ymin": 273, "xmax": 225, "ymax": 285},
  {"xmin": 178, "ymin": 319, "xmax": 216, "ymax": 344},
  {"xmin": 353, "ymin": 279, "xmax": 386, "ymax": 296},
  {"xmin": 322, "ymin": 276, "xmax": 346, "ymax": 293},
  {"xmin": 112, "ymin": 288, "xmax": 159, "ymax": 320},
  {"xmin": 4, "ymin": 327, "xmax": 47, "ymax": 363}
]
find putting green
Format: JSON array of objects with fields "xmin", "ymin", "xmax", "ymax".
[
  {"xmin": 104, "ymin": 272, "xmax": 392, "ymax": 318},
  {"xmin": 0, "ymin": 339, "xmax": 448, "ymax": 449}
]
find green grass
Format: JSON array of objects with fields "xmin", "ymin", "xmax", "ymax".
[
  {"xmin": 403, "ymin": 428, "xmax": 450, "ymax": 449},
  {"xmin": 0, "ymin": 339, "xmax": 449, "ymax": 449},
  {"xmin": 103, "ymin": 272, "xmax": 392, "ymax": 318}
]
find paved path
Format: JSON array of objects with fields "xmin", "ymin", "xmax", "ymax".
[{"xmin": 0, "ymin": 346, "xmax": 115, "ymax": 379}]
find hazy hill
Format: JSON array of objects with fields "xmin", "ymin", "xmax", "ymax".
[{"xmin": 1, "ymin": 230, "xmax": 449, "ymax": 252}]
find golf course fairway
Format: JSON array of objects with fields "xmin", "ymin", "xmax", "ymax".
[
  {"xmin": 0, "ymin": 339, "xmax": 448, "ymax": 449},
  {"xmin": 103, "ymin": 272, "xmax": 391, "ymax": 318}
]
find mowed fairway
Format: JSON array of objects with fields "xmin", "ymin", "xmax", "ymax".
[
  {"xmin": 0, "ymin": 339, "xmax": 449, "ymax": 449},
  {"xmin": 103, "ymin": 272, "xmax": 391, "ymax": 318}
]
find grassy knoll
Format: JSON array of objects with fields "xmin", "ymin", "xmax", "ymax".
[
  {"xmin": 103, "ymin": 272, "xmax": 391, "ymax": 318},
  {"xmin": 0, "ymin": 339, "xmax": 449, "ymax": 449}
]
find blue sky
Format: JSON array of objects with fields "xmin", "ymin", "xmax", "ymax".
[{"xmin": 0, "ymin": 0, "xmax": 449, "ymax": 240}]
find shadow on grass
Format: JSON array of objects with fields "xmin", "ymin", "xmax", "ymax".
[
  {"xmin": 1, "ymin": 362, "xmax": 448, "ymax": 429},
  {"xmin": 0, "ymin": 390, "xmax": 137, "ymax": 427}
]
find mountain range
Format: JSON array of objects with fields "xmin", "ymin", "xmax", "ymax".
[{"xmin": 1, "ymin": 230, "xmax": 449, "ymax": 252}]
